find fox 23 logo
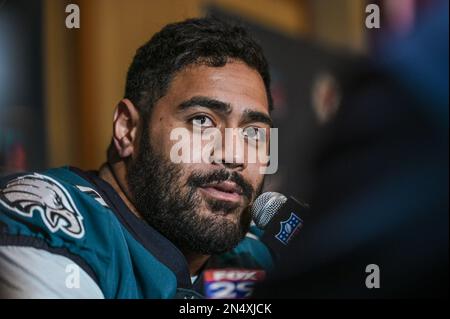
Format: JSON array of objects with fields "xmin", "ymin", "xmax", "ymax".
[{"xmin": 204, "ymin": 269, "xmax": 266, "ymax": 299}]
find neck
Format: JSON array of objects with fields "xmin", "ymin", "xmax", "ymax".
[
  {"xmin": 98, "ymin": 162, "xmax": 142, "ymax": 219},
  {"xmin": 184, "ymin": 251, "xmax": 210, "ymax": 277},
  {"xmin": 98, "ymin": 161, "xmax": 210, "ymax": 276}
]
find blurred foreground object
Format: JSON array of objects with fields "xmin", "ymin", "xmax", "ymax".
[{"xmin": 254, "ymin": 0, "xmax": 448, "ymax": 298}]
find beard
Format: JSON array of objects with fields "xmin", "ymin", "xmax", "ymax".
[{"xmin": 127, "ymin": 126, "xmax": 260, "ymax": 255}]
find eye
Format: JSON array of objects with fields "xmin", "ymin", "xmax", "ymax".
[
  {"xmin": 241, "ymin": 127, "xmax": 266, "ymax": 142},
  {"xmin": 191, "ymin": 115, "xmax": 214, "ymax": 128}
]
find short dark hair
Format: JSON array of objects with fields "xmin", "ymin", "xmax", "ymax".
[{"xmin": 124, "ymin": 17, "xmax": 273, "ymax": 118}]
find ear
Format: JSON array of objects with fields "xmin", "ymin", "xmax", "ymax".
[{"xmin": 112, "ymin": 99, "xmax": 140, "ymax": 158}]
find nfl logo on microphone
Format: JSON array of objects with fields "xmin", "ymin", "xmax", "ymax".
[{"xmin": 275, "ymin": 212, "xmax": 303, "ymax": 245}]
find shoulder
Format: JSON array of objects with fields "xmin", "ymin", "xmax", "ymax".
[
  {"xmin": 1, "ymin": 169, "xmax": 85, "ymax": 239},
  {"xmin": 0, "ymin": 167, "xmax": 129, "ymax": 297},
  {"xmin": 0, "ymin": 167, "xmax": 126, "ymax": 280},
  {"xmin": 0, "ymin": 167, "xmax": 115, "ymax": 242}
]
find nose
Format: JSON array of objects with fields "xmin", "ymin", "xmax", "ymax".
[
  {"xmin": 210, "ymin": 128, "xmax": 247, "ymax": 171},
  {"xmin": 221, "ymin": 159, "xmax": 244, "ymax": 170}
]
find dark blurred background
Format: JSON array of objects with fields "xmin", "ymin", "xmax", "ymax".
[{"xmin": 1, "ymin": 0, "xmax": 435, "ymax": 176}]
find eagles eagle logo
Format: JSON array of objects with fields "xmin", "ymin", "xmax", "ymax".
[{"xmin": 0, "ymin": 173, "xmax": 85, "ymax": 238}]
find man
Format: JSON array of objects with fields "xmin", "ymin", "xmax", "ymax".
[{"xmin": 0, "ymin": 17, "xmax": 274, "ymax": 298}]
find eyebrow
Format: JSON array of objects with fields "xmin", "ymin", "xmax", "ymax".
[
  {"xmin": 241, "ymin": 109, "xmax": 273, "ymax": 127},
  {"xmin": 178, "ymin": 95, "xmax": 272, "ymax": 126},
  {"xmin": 178, "ymin": 96, "xmax": 232, "ymax": 115}
]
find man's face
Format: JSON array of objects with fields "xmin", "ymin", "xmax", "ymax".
[{"xmin": 127, "ymin": 61, "xmax": 271, "ymax": 255}]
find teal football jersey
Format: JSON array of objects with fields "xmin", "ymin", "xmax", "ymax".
[{"xmin": 0, "ymin": 167, "xmax": 273, "ymax": 298}]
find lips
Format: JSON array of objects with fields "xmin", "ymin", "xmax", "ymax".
[{"xmin": 199, "ymin": 181, "xmax": 243, "ymax": 203}]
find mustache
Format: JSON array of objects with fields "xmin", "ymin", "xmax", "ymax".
[{"xmin": 187, "ymin": 169, "xmax": 254, "ymax": 200}]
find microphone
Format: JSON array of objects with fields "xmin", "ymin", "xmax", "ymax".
[
  {"xmin": 251, "ymin": 192, "xmax": 309, "ymax": 261},
  {"xmin": 203, "ymin": 192, "xmax": 308, "ymax": 299}
]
